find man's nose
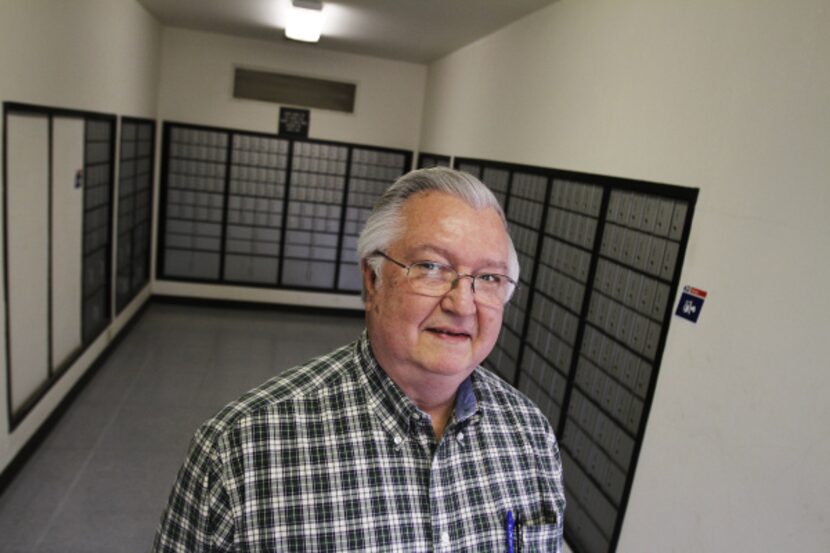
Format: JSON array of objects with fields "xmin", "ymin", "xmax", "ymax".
[{"xmin": 441, "ymin": 275, "xmax": 477, "ymax": 315}]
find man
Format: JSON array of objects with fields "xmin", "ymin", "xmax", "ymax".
[{"xmin": 153, "ymin": 167, "xmax": 565, "ymax": 552}]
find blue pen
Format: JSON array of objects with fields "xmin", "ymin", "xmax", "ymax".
[{"xmin": 506, "ymin": 510, "xmax": 515, "ymax": 553}]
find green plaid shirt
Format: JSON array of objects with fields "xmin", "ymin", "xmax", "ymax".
[{"xmin": 153, "ymin": 331, "xmax": 565, "ymax": 552}]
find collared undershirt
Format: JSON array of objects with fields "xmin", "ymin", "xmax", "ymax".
[{"xmin": 153, "ymin": 331, "xmax": 565, "ymax": 552}]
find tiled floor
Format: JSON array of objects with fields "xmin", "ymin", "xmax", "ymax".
[{"xmin": 0, "ymin": 302, "xmax": 365, "ymax": 553}]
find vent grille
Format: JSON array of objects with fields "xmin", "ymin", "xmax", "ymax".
[{"xmin": 233, "ymin": 68, "xmax": 356, "ymax": 113}]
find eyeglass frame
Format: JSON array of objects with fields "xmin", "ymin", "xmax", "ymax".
[{"xmin": 372, "ymin": 250, "xmax": 518, "ymax": 305}]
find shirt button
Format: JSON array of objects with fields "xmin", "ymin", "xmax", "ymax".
[
  {"xmin": 440, "ymin": 531, "xmax": 450, "ymax": 546},
  {"xmin": 456, "ymin": 432, "xmax": 464, "ymax": 442},
  {"xmin": 393, "ymin": 435, "xmax": 402, "ymax": 445}
]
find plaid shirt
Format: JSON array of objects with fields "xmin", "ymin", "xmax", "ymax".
[{"xmin": 153, "ymin": 331, "xmax": 565, "ymax": 552}]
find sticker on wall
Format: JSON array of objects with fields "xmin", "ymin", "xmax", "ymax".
[
  {"xmin": 279, "ymin": 107, "xmax": 310, "ymax": 138},
  {"xmin": 675, "ymin": 285, "xmax": 707, "ymax": 323}
]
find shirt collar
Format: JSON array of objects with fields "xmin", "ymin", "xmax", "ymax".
[
  {"xmin": 453, "ymin": 376, "xmax": 477, "ymax": 422},
  {"xmin": 354, "ymin": 330, "xmax": 482, "ymax": 437}
]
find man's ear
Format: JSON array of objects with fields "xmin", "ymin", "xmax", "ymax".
[{"xmin": 362, "ymin": 259, "xmax": 378, "ymax": 300}]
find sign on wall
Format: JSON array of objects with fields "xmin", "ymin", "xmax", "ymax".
[{"xmin": 279, "ymin": 107, "xmax": 310, "ymax": 139}]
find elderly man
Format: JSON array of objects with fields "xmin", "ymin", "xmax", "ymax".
[{"xmin": 153, "ymin": 167, "xmax": 565, "ymax": 552}]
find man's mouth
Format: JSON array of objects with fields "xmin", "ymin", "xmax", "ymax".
[{"xmin": 427, "ymin": 328, "xmax": 471, "ymax": 339}]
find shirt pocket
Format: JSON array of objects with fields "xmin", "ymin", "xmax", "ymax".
[{"xmin": 519, "ymin": 523, "xmax": 561, "ymax": 552}]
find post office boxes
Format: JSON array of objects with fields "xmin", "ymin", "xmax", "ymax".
[
  {"xmin": 562, "ymin": 310, "xmax": 578, "ymax": 344},
  {"xmin": 626, "ymin": 194, "xmax": 645, "ymax": 229},
  {"xmin": 577, "ymin": 184, "xmax": 593, "ymax": 213},
  {"xmin": 550, "ymin": 180, "xmax": 565, "ymax": 208},
  {"xmin": 593, "ymin": 259, "xmax": 610, "ymax": 294},
  {"xmin": 632, "ymin": 360, "xmax": 651, "ymax": 398},
  {"xmin": 584, "ymin": 216, "xmax": 598, "ymax": 249},
  {"xmin": 503, "ymin": 327, "xmax": 521, "ymax": 359},
  {"xmin": 545, "ymin": 206, "xmax": 558, "ymax": 236},
  {"xmin": 601, "ymin": 376, "xmax": 618, "ymax": 412},
  {"xmin": 607, "ymin": 191, "xmax": 623, "ymax": 222},
  {"xmin": 618, "ymin": 351, "xmax": 637, "ymax": 391},
  {"xmin": 641, "ymin": 320, "xmax": 661, "ymax": 359},
  {"xmin": 563, "ymin": 183, "xmax": 578, "ymax": 212},
  {"xmin": 581, "ymin": 327, "xmax": 599, "ymax": 362},
  {"xmin": 589, "ymin": 485, "xmax": 617, "ymax": 539},
  {"xmin": 652, "ymin": 282, "xmax": 671, "ymax": 319},
  {"xmin": 660, "ymin": 241, "xmax": 680, "ymax": 280},
  {"xmin": 576, "ymin": 249, "xmax": 591, "ymax": 281},
  {"xmin": 592, "ymin": 410, "xmax": 611, "ymax": 450},
  {"xmin": 601, "ymin": 458, "xmax": 627, "ymax": 505},
  {"xmin": 625, "ymin": 397, "xmax": 643, "ymax": 434},
  {"xmin": 612, "ymin": 266, "xmax": 627, "ymax": 300},
  {"xmin": 567, "ymin": 389, "xmax": 583, "ymax": 419},
  {"xmin": 637, "ymin": 277, "xmax": 657, "ymax": 316},
  {"xmin": 640, "ymin": 196, "xmax": 659, "ymax": 233},
  {"xmin": 586, "ymin": 442, "xmax": 604, "ymax": 476},
  {"xmin": 588, "ymin": 293, "xmax": 604, "ymax": 327},
  {"xmin": 617, "ymin": 308, "xmax": 633, "ymax": 345},
  {"xmin": 624, "ymin": 272, "xmax": 643, "ymax": 307},
  {"xmin": 606, "ymin": 341, "xmax": 624, "ymax": 381},
  {"xmin": 577, "ymin": 394, "xmax": 596, "ymax": 429},
  {"xmin": 552, "ymin": 372, "xmax": 567, "ymax": 404},
  {"xmin": 568, "ymin": 279, "xmax": 586, "ymax": 313},
  {"xmin": 633, "ymin": 232, "xmax": 651, "ymax": 271},
  {"xmin": 606, "ymin": 300, "xmax": 621, "ymax": 337},
  {"xmin": 284, "ymin": 244, "xmax": 310, "ymax": 258},
  {"xmin": 609, "ymin": 429, "xmax": 635, "ymax": 471},
  {"xmin": 556, "ymin": 336, "xmax": 574, "ymax": 371},
  {"xmin": 165, "ymin": 233, "xmax": 192, "ymax": 250},
  {"xmin": 612, "ymin": 386, "xmax": 632, "ymax": 425},
  {"xmin": 590, "ymin": 369, "xmax": 606, "ymax": 401},
  {"xmin": 191, "ymin": 251, "xmax": 220, "ymax": 278},
  {"xmin": 609, "ymin": 225, "xmax": 624, "ymax": 260},
  {"xmin": 646, "ymin": 237, "xmax": 667, "ymax": 276},
  {"xmin": 654, "ymin": 198, "xmax": 674, "ymax": 236},
  {"xmin": 588, "ymin": 185, "xmax": 604, "ymax": 216},
  {"xmin": 628, "ymin": 312, "xmax": 648, "ymax": 352},
  {"xmin": 669, "ymin": 201, "xmax": 688, "ymax": 240}
]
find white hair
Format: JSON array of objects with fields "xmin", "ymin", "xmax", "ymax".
[{"xmin": 356, "ymin": 167, "xmax": 520, "ymax": 300}]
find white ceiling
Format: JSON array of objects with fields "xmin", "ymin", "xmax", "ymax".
[{"xmin": 137, "ymin": 0, "xmax": 559, "ymax": 64}]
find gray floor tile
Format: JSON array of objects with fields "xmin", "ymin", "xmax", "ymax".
[
  {"xmin": 61, "ymin": 447, "xmax": 184, "ymax": 516},
  {"xmin": 96, "ymin": 403, "xmax": 211, "ymax": 457},
  {"xmin": 35, "ymin": 507, "xmax": 159, "ymax": 553},
  {"xmin": 38, "ymin": 402, "xmax": 114, "ymax": 452},
  {"xmin": 0, "ymin": 448, "xmax": 90, "ymax": 549}
]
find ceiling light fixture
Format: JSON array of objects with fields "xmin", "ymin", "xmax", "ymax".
[{"xmin": 285, "ymin": 0, "xmax": 324, "ymax": 43}]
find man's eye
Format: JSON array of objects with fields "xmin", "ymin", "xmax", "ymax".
[
  {"xmin": 477, "ymin": 273, "xmax": 503, "ymax": 284},
  {"xmin": 416, "ymin": 262, "xmax": 444, "ymax": 273}
]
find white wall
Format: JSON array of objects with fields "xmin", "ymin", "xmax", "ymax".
[
  {"xmin": 0, "ymin": 0, "xmax": 162, "ymax": 475},
  {"xmin": 421, "ymin": 1, "xmax": 830, "ymax": 551},
  {"xmin": 0, "ymin": 0, "xmax": 161, "ymax": 116},
  {"xmin": 157, "ymin": 27, "xmax": 427, "ymax": 150}
]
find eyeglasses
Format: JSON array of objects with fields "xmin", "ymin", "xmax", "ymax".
[{"xmin": 374, "ymin": 251, "xmax": 517, "ymax": 307}]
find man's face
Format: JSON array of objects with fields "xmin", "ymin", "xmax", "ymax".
[{"xmin": 364, "ymin": 191, "xmax": 510, "ymax": 385}]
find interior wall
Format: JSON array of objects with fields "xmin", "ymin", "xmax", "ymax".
[
  {"xmin": 0, "ymin": 0, "xmax": 162, "ymax": 475},
  {"xmin": 156, "ymin": 27, "xmax": 427, "ymax": 150},
  {"xmin": 420, "ymin": 1, "xmax": 830, "ymax": 552}
]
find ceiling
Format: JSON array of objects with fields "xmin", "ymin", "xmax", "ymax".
[{"xmin": 137, "ymin": 0, "xmax": 559, "ymax": 64}]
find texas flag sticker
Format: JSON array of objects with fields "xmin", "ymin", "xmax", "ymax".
[{"xmin": 675, "ymin": 286, "xmax": 707, "ymax": 323}]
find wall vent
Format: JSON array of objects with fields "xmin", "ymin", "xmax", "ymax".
[{"xmin": 233, "ymin": 68, "xmax": 356, "ymax": 113}]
